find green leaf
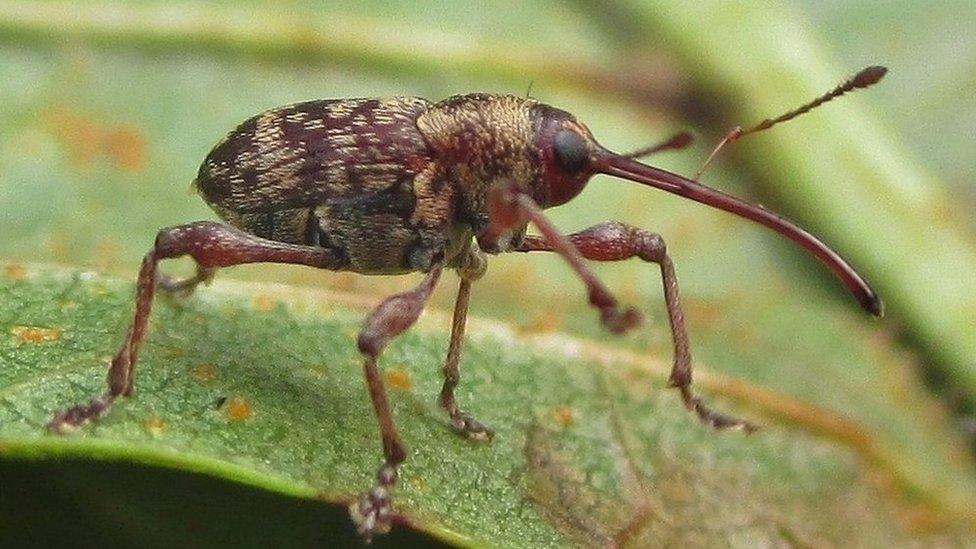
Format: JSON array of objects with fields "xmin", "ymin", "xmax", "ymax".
[
  {"xmin": 0, "ymin": 264, "xmax": 972, "ymax": 546},
  {"xmin": 1, "ymin": 0, "xmax": 974, "ymax": 545}
]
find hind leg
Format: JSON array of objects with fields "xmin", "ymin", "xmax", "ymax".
[{"xmin": 47, "ymin": 221, "xmax": 345, "ymax": 433}]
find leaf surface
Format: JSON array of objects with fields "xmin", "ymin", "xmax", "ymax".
[
  {"xmin": 0, "ymin": 265, "xmax": 972, "ymax": 546},
  {"xmin": 0, "ymin": 0, "xmax": 974, "ymax": 545}
]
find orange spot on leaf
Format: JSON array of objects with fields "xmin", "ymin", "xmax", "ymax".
[
  {"xmin": 383, "ymin": 368, "xmax": 412, "ymax": 391},
  {"xmin": 682, "ymin": 297, "xmax": 726, "ymax": 329},
  {"xmin": 44, "ymin": 232, "xmax": 70, "ymax": 263},
  {"xmin": 3, "ymin": 264, "xmax": 26, "ymax": 280},
  {"xmin": 11, "ymin": 326, "xmax": 62, "ymax": 343},
  {"xmin": 41, "ymin": 104, "xmax": 148, "ymax": 172},
  {"xmin": 144, "ymin": 416, "xmax": 166, "ymax": 437},
  {"xmin": 518, "ymin": 310, "xmax": 564, "ymax": 335},
  {"xmin": 193, "ymin": 363, "xmax": 217, "ymax": 383},
  {"xmin": 92, "ymin": 239, "xmax": 124, "ymax": 271},
  {"xmin": 224, "ymin": 396, "xmax": 253, "ymax": 421},
  {"xmin": 253, "ymin": 295, "xmax": 276, "ymax": 311},
  {"xmin": 898, "ymin": 504, "xmax": 942, "ymax": 533},
  {"xmin": 329, "ymin": 272, "xmax": 358, "ymax": 292},
  {"xmin": 102, "ymin": 125, "xmax": 148, "ymax": 172},
  {"xmin": 551, "ymin": 405, "xmax": 574, "ymax": 427}
]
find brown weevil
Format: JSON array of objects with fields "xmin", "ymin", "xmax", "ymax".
[{"xmin": 47, "ymin": 66, "xmax": 887, "ymax": 540}]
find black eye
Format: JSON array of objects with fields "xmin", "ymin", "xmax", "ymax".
[{"xmin": 553, "ymin": 130, "xmax": 588, "ymax": 173}]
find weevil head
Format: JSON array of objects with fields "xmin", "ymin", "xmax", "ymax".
[
  {"xmin": 530, "ymin": 104, "xmax": 688, "ymax": 208},
  {"xmin": 417, "ymin": 94, "xmax": 600, "ymax": 208},
  {"xmin": 530, "ymin": 104, "xmax": 601, "ymax": 207}
]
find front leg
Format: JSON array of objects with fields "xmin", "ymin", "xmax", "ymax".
[
  {"xmin": 480, "ymin": 180, "xmax": 640, "ymax": 334},
  {"xmin": 517, "ymin": 221, "xmax": 755, "ymax": 432}
]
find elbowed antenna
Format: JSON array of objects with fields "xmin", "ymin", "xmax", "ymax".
[
  {"xmin": 594, "ymin": 152, "xmax": 883, "ymax": 317},
  {"xmin": 744, "ymin": 66, "xmax": 887, "ymax": 136},
  {"xmin": 693, "ymin": 66, "xmax": 889, "ymax": 180}
]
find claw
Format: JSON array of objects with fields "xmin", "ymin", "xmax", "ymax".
[
  {"xmin": 452, "ymin": 411, "xmax": 494, "ymax": 442},
  {"xmin": 601, "ymin": 306, "xmax": 642, "ymax": 334},
  {"xmin": 349, "ymin": 463, "xmax": 398, "ymax": 541},
  {"xmin": 676, "ymin": 385, "xmax": 758, "ymax": 433},
  {"xmin": 46, "ymin": 394, "xmax": 113, "ymax": 434},
  {"xmin": 349, "ymin": 489, "xmax": 392, "ymax": 542}
]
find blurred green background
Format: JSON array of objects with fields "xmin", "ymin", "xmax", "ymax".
[{"xmin": 1, "ymin": 1, "xmax": 974, "ymax": 547}]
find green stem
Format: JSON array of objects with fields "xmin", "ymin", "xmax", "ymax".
[
  {"xmin": 611, "ymin": 0, "xmax": 976, "ymax": 397},
  {"xmin": 0, "ymin": 0, "xmax": 679, "ymax": 107}
]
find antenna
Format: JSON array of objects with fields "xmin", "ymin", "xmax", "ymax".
[
  {"xmin": 623, "ymin": 131, "xmax": 694, "ymax": 159},
  {"xmin": 694, "ymin": 65, "xmax": 888, "ymax": 180}
]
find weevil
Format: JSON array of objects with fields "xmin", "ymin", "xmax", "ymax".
[{"xmin": 48, "ymin": 66, "xmax": 887, "ymax": 540}]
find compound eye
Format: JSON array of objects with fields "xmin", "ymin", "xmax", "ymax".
[{"xmin": 553, "ymin": 130, "xmax": 589, "ymax": 173}]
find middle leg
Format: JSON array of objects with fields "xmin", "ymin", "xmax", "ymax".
[
  {"xmin": 439, "ymin": 243, "xmax": 492, "ymax": 440},
  {"xmin": 480, "ymin": 180, "xmax": 641, "ymax": 334},
  {"xmin": 350, "ymin": 258, "xmax": 445, "ymax": 540}
]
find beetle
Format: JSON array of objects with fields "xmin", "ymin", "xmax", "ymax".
[{"xmin": 47, "ymin": 66, "xmax": 886, "ymax": 540}]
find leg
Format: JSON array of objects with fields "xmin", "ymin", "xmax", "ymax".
[
  {"xmin": 47, "ymin": 221, "xmax": 344, "ymax": 433},
  {"xmin": 480, "ymin": 180, "xmax": 641, "ymax": 335},
  {"xmin": 440, "ymin": 244, "xmax": 492, "ymax": 440},
  {"xmin": 517, "ymin": 221, "xmax": 755, "ymax": 432},
  {"xmin": 350, "ymin": 259, "xmax": 444, "ymax": 540}
]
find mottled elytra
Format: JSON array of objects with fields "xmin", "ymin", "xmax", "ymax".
[{"xmin": 47, "ymin": 66, "xmax": 887, "ymax": 540}]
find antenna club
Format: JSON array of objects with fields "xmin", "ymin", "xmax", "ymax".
[{"xmin": 853, "ymin": 65, "xmax": 888, "ymax": 88}]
